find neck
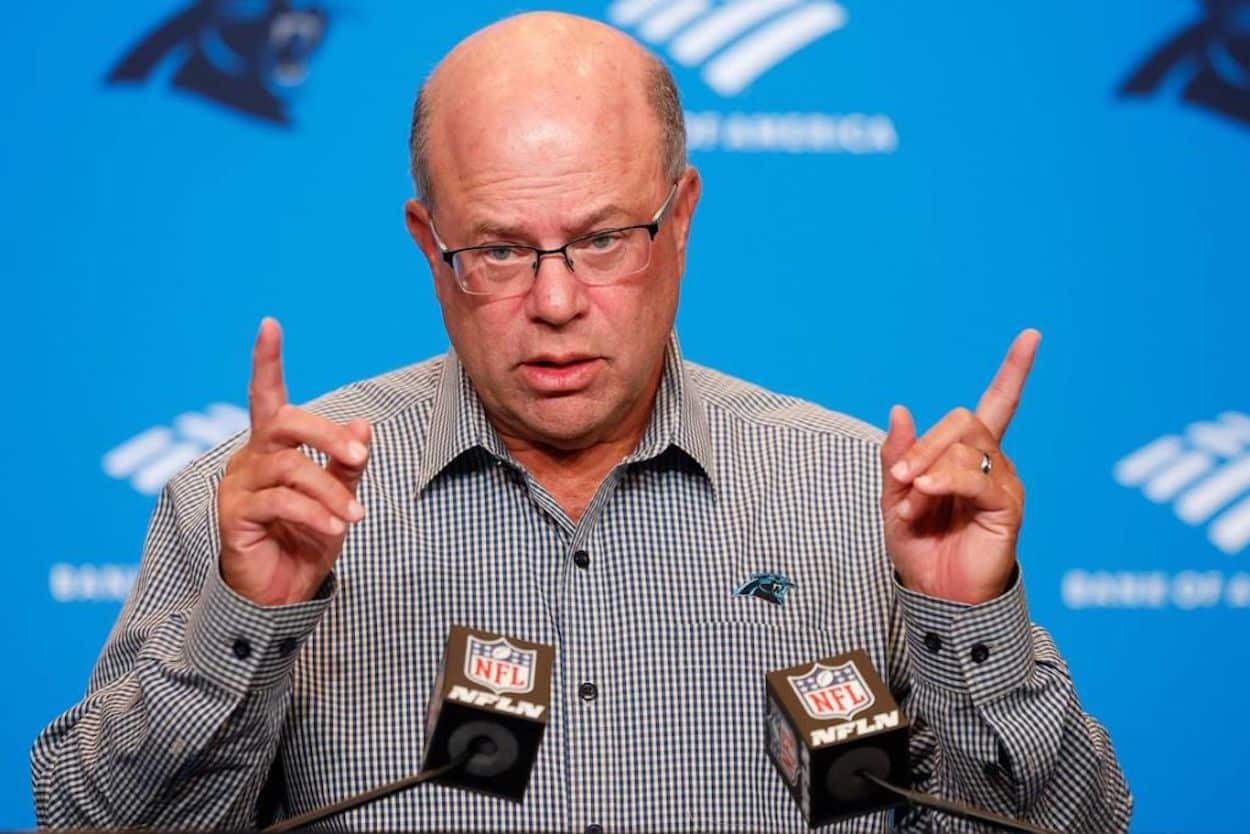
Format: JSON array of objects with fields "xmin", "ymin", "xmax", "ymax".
[{"xmin": 495, "ymin": 368, "xmax": 664, "ymax": 523}]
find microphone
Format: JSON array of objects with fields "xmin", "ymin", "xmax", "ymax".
[
  {"xmin": 766, "ymin": 649, "xmax": 910, "ymax": 827},
  {"xmin": 262, "ymin": 625, "xmax": 553, "ymax": 831},
  {"xmin": 422, "ymin": 624, "xmax": 555, "ymax": 801},
  {"xmin": 766, "ymin": 650, "xmax": 1060, "ymax": 834}
]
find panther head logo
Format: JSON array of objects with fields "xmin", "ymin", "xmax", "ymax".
[
  {"xmin": 1120, "ymin": 0, "xmax": 1250, "ymax": 125},
  {"xmin": 107, "ymin": 1, "xmax": 329, "ymax": 126}
]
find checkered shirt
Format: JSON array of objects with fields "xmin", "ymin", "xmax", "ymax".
[{"xmin": 31, "ymin": 334, "xmax": 1131, "ymax": 832}]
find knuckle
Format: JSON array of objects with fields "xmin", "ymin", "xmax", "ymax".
[
  {"xmin": 276, "ymin": 447, "xmax": 306, "ymax": 475},
  {"xmin": 295, "ymin": 501, "xmax": 320, "ymax": 525},
  {"xmin": 273, "ymin": 488, "xmax": 299, "ymax": 514},
  {"xmin": 224, "ymin": 448, "xmax": 246, "ymax": 475}
]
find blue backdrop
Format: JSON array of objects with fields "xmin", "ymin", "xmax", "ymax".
[{"xmin": 2, "ymin": 1, "xmax": 1247, "ymax": 831}]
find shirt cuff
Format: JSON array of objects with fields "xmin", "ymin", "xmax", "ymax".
[
  {"xmin": 183, "ymin": 562, "xmax": 336, "ymax": 694},
  {"xmin": 894, "ymin": 566, "xmax": 1034, "ymax": 703}
]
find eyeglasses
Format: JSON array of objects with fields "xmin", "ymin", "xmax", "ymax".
[{"xmin": 428, "ymin": 182, "xmax": 680, "ymax": 298}]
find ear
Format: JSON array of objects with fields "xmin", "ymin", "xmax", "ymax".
[
  {"xmin": 404, "ymin": 198, "xmax": 444, "ymax": 277},
  {"xmin": 669, "ymin": 166, "xmax": 702, "ymax": 272}
]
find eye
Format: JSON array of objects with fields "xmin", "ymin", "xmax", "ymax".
[
  {"xmin": 583, "ymin": 231, "xmax": 624, "ymax": 251},
  {"xmin": 482, "ymin": 246, "xmax": 527, "ymax": 263}
]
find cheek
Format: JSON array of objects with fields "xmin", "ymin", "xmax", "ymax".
[{"xmin": 441, "ymin": 294, "xmax": 525, "ymax": 370}]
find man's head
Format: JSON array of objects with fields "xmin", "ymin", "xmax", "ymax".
[{"xmin": 404, "ymin": 12, "xmax": 700, "ymax": 454}]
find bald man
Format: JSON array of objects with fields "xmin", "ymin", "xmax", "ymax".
[{"xmin": 33, "ymin": 12, "xmax": 1130, "ymax": 833}]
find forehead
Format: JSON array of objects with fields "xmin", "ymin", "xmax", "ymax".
[{"xmin": 424, "ymin": 57, "xmax": 666, "ymax": 231}]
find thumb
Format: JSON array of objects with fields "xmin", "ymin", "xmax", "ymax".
[
  {"xmin": 880, "ymin": 404, "xmax": 916, "ymax": 502},
  {"xmin": 327, "ymin": 418, "xmax": 373, "ymax": 491}
]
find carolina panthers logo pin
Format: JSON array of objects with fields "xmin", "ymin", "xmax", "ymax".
[{"xmin": 734, "ymin": 572, "xmax": 795, "ymax": 605}]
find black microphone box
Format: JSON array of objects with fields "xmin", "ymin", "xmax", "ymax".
[
  {"xmin": 766, "ymin": 649, "xmax": 910, "ymax": 828},
  {"xmin": 423, "ymin": 625, "xmax": 555, "ymax": 802}
]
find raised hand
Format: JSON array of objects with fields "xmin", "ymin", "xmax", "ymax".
[
  {"xmin": 879, "ymin": 330, "xmax": 1041, "ymax": 604},
  {"xmin": 217, "ymin": 318, "xmax": 372, "ymax": 606}
]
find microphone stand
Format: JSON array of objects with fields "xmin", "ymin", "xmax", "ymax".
[
  {"xmin": 263, "ymin": 747, "xmax": 474, "ymax": 832},
  {"xmin": 859, "ymin": 771, "xmax": 1062, "ymax": 834}
]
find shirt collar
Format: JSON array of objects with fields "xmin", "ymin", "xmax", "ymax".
[{"xmin": 416, "ymin": 332, "xmax": 716, "ymax": 494}]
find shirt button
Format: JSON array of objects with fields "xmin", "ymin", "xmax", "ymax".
[
  {"xmin": 573, "ymin": 550, "xmax": 590, "ymax": 569},
  {"xmin": 231, "ymin": 638, "xmax": 251, "ymax": 660},
  {"xmin": 579, "ymin": 681, "xmax": 598, "ymax": 702},
  {"xmin": 278, "ymin": 637, "xmax": 299, "ymax": 657},
  {"xmin": 923, "ymin": 632, "xmax": 942, "ymax": 654},
  {"xmin": 585, "ymin": 824, "xmax": 603, "ymax": 834},
  {"xmin": 970, "ymin": 643, "xmax": 990, "ymax": 664}
]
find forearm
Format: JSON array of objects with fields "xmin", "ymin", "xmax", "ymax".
[
  {"xmin": 32, "ymin": 470, "xmax": 334, "ymax": 830},
  {"xmin": 893, "ymin": 572, "xmax": 1132, "ymax": 833},
  {"xmin": 32, "ymin": 564, "xmax": 330, "ymax": 829},
  {"xmin": 32, "ymin": 663, "xmax": 289, "ymax": 829}
]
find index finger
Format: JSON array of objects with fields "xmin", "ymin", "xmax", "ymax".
[
  {"xmin": 975, "ymin": 328, "xmax": 1041, "ymax": 441},
  {"xmin": 249, "ymin": 317, "xmax": 288, "ymax": 427}
]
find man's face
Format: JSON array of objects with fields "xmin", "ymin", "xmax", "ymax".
[{"xmin": 406, "ymin": 83, "xmax": 700, "ymax": 452}]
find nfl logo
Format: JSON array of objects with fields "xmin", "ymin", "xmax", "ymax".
[
  {"xmin": 768, "ymin": 703, "xmax": 800, "ymax": 785},
  {"xmin": 464, "ymin": 635, "xmax": 537, "ymax": 695},
  {"xmin": 787, "ymin": 660, "xmax": 876, "ymax": 721}
]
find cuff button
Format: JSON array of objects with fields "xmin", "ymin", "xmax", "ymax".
[
  {"xmin": 922, "ymin": 632, "xmax": 942, "ymax": 654},
  {"xmin": 278, "ymin": 637, "xmax": 299, "ymax": 657},
  {"xmin": 231, "ymin": 638, "xmax": 252, "ymax": 660},
  {"xmin": 970, "ymin": 643, "xmax": 990, "ymax": 664}
]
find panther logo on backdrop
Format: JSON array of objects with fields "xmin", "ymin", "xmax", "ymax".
[
  {"xmin": 107, "ymin": 1, "xmax": 329, "ymax": 125},
  {"xmin": 606, "ymin": 0, "xmax": 898, "ymax": 154},
  {"xmin": 1119, "ymin": 0, "xmax": 1250, "ymax": 125}
]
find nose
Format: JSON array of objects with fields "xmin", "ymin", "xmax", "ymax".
[{"xmin": 523, "ymin": 249, "xmax": 586, "ymax": 327}]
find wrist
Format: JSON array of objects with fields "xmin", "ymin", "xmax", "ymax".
[{"xmin": 896, "ymin": 562, "xmax": 1018, "ymax": 605}]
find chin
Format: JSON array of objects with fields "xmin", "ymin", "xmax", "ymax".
[{"xmin": 521, "ymin": 401, "xmax": 610, "ymax": 449}]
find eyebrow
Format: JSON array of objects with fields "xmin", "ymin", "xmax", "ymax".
[{"xmin": 469, "ymin": 204, "xmax": 634, "ymax": 244}]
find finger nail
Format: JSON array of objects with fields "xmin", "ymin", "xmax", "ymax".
[
  {"xmin": 915, "ymin": 475, "xmax": 933, "ymax": 489},
  {"xmin": 348, "ymin": 499, "xmax": 365, "ymax": 521},
  {"xmin": 897, "ymin": 499, "xmax": 912, "ymax": 520},
  {"xmin": 890, "ymin": 461, "xmax": 909, "ymax": 481},
  {"xmin": 347, "ymin": 442, "xmax": 368, "ymax": 464},
  {"xmin": 329, "ymin": 517, "xmax": 346, "ymax": 535}
]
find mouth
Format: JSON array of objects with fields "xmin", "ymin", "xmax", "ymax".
[{"xmin": 518, "ymin": 355, "xmax": 602, "ymax": 394}]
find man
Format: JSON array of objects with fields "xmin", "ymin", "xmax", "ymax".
[{"xmin": 32, "ymin": 12, "xmax": 1131, "ymax": 833}]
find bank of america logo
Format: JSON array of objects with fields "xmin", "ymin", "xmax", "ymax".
[
  {"xmin": 608, "ymin": 0, "xmax": 848, "ymax": 96},
  {"xmin": 1114, "ymin": 412, "xmax": 1250, "ymax": 554},
  {"xmin": 103, "ymin": 404, "xmax": 248, "ymax": 494}
]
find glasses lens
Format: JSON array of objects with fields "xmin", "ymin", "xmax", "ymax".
[
  {"xmin": 452, "ymin": 228, "xmax": 653, "ymax": 296},
  {"xmin": 454, "ymin": 246, "xmax": 535, "ymax": 296},
  {"xmin": 567, "ymin": 228, "xmax": 651, "ymax": 285}
]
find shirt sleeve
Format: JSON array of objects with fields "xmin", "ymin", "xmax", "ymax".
[
  {"xmin": 30, "ymin": 461, "xmax": 334, "ymax": 830},
  {"xmin": 886, "ymin": 568, "xmax": 1133, "ymax": 833}
]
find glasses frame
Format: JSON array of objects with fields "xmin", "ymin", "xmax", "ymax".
[{"xmin": 428, "ymin": 180, "xmax": 681, "ymax": 296}]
